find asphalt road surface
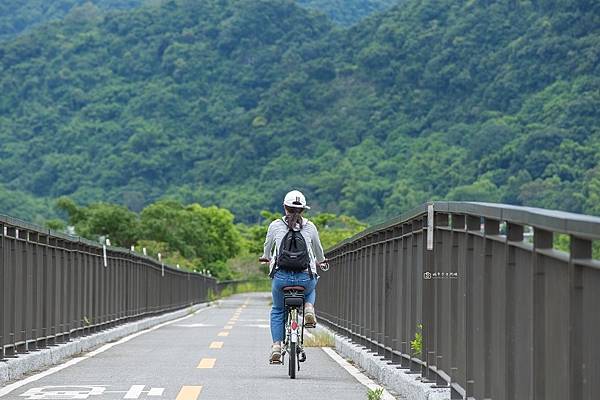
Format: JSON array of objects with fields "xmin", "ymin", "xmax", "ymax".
[{"xmin": 0, "ymin": 293, "xmax": 374, "ymax": 400}]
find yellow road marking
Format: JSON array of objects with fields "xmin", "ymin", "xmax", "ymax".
[
  {"xmin": 227, "ymin": 320, "xmax": 236, "ymax": 325},
  {"xmin": 175, "ymin": 386, "xmax": 202, "ymax": 400},
  {"xmin": 241, "ymin": 305, "xmax": 247, "ymax": 308},
  {"xmin": 197, "ymin": 358, "xmax": 216, "ymax": 369},
  {"xmin": 218, "ymin": 331, "xmax": 229, "ymax": 337},
  {"xmin": 224, "ymin": 325, "xmax": 233, "ymax": 330},
  {"xmin": 210, "ymin": 341, "xmax": 223, "ymax": 349}
]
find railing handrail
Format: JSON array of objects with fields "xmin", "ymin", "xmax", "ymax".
[{"xmin": 328, "ymin": 201, "xmax": 600, "ymax": 252}]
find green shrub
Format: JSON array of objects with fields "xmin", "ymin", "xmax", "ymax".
[{"xmin": 411, "ymin": 324, "xmax": 422, "ymax": 358}]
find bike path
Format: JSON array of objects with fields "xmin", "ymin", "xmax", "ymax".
[{"xmin": 0, "ymin": 293, "xmax": 372, "ymax": 400}]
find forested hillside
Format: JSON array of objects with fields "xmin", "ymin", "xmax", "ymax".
[
  {"xmin": 297, "ymin": 0, "xmax": 398, "ymax": 25},
  {"xmin": 0, "ymin": 0, "xmax": 598, "ymax": 224}
]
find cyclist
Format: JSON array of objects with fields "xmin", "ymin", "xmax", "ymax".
[{"xmin": 260, "ymin": 190, "xmax": 326, "ymax": 364}]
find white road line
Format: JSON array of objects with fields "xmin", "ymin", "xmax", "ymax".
[
  {"xmin": 0, "ymin": 307, "xmax": 212, "ymax": 397},
  {"xmin": 124, "ymin": 385, "xmax": 145, "ymax": 399},
  {"xmin": 175, "ymin": 323, "xmax": 216, "ymax": 328},
  {"xmin": 148, "ymin": 387, "xmax": 165, "ymax": 396},
  {"xmin": 321, "ymin": 347, "xmax": 396, "ymax": 400}
]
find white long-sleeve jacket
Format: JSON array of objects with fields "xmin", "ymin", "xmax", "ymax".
[{"xmin": 262, "ymin": 217, "xmax": 325, "ymax": 276}]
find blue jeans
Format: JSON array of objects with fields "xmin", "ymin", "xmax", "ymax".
[{"xmin": 270, "ymin": 269, "xmax": 317, "ymax": 342}]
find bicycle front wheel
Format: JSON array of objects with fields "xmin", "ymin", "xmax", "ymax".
[{"xmin": 288, "ymin": 341, "xmax": 296, "ymax": 379}]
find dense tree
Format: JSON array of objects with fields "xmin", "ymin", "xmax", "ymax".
[{"xmin": 57, "ymin": 197, "xmax": 140, "ymax": 246}]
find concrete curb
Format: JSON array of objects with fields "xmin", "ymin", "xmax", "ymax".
[
  {"xmin": 0, "ymin": 302, "xmax": 213, "ymax": 386},
  {"xmin": 317, "ymin": 326, "xmax": 450, "ymax": 400}
]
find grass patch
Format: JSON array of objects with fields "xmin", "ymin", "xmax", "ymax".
[
  {"xmin": 304, "ymin": 330, "xmax": 335, "ymax": 347},
  {"xmin": 367, "ymin": 387, "xmax": 384, "ymax": 400},
  {"xmin": 207, "ymin": 288, "xmax": 219, "ymax": 302}
]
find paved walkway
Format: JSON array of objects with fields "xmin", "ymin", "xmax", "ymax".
[{"xmin": 0, "ymin": 293, "xmax": 372, "ymax": 399}]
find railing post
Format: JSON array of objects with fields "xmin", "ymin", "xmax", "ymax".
[
  {"xmin": 400, "ymin": 222, "xmax": 412, "ymax": 370},
  {"xmin": 421, "ymin": 211, "xmax": 434, "ymax": 381},
  {"xmin": 505, "ymin": 222, "xmax": 523, "ymax": 400},
  {"xmin": 568, "ymin": 236, "xmax": 589, "ymax": 400},
  {"xmin": 483, "ymin": 218, "xmax": 499, "ymax": 398},
  {"xmin": 409, "ymin": 217, "xmax": 421, "ymax": 374},
  {"xmin": 465, "ymin": 215, "xmax": 480, "ymax": 398},
  {"xmin": 0, "ymin": 224, "xmax": 4, "ymax": 361},
  {"xmin": 434, "ymin": 212, "xmax": 450, "ymax": 388},
  {"xmin": 388, "ymin": 226, "xmax": 401, "ymax": 364},
  {"xmin": 532, "ymin": 228, "xmax": 552, "ymax": 400},
  {"xmin": 450, "ymin": 214, "xmax": 465, "ymax": 399}
]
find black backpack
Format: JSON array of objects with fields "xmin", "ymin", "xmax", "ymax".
[{"xmin": 272, "ymin": 220, "xmax": 311, "ymax": 277}]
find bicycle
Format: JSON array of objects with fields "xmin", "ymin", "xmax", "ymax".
[
  {"xmin": 280, "ymin": 285, "xmax": 307, "ymax": 379},
  {"xmin": 260, "ymin": 258, "xmax": 330, "ymax": 379}
]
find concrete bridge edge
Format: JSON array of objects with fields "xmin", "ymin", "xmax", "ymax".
[{"xmin": 316, "ymin": 325, "xmax": 451, "ymax": 400}]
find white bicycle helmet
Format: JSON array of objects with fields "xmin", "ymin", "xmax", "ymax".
[{"xmin": 283, "ymin": 190, "xmax": 310, "ymax": 210}]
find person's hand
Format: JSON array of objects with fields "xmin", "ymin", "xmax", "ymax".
[
  {"xmin": 318, "ymin": 259, "xmax": 330, "ymax": 271},
  {"xmin": 258, "ymin": 257, "xmax": 270, "ymax": 264}
]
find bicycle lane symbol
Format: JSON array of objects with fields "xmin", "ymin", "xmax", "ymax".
[
  {"xmin": 19, "ymin": 387, "xmax": 105, "ymax": 399},
  {"xmin": 19, "ymin": 385, "xmax": 165, "ymax": 399}
]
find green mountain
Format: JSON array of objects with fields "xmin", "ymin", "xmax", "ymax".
[
  {"xmin": 0, "ymin": 0, "xmax": 598, "ymax": 223},
  {"xmin": 297, "ymin": 0, "xmax": 398, "ymax": 25}
]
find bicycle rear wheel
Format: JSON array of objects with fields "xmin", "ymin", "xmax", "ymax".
[{"xmin": 288, "ymin": 341, "xmax": 296, "ymax": 379}]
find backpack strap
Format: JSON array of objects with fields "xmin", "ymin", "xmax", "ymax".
[{"xmin": 269, "ymin": 219, "xmax": 288, "ymax": 279}]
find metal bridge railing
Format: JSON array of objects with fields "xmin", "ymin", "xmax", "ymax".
[
  {"xmin": 320, "ymin": 201, "xmax": 600, "ymax": 400},
  {"xmin": 0, "ymin": 214, "xmax": 217, "ymax": 360}
]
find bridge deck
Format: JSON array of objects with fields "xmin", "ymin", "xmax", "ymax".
[{"xmin": 0, "ymin": 293, "xmax": 373, "ymax": 399}]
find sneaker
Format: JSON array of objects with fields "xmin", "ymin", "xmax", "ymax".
[
  {"xmin": 304, "ymin": 305, "xmax": 317, "ymax": 328},
  {"xmin": 269, "ymin": 343, "xmax": 282, "ymax": 364}
]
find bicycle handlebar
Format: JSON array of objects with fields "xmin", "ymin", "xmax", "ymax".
[{"xmin": 258, "ymin": 258, "xmax": 331, "ymax": 271}]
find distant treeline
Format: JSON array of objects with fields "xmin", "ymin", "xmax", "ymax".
[{"xmin": 49, "ymin": 197, "xmax": 366, "ymax": 280}]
